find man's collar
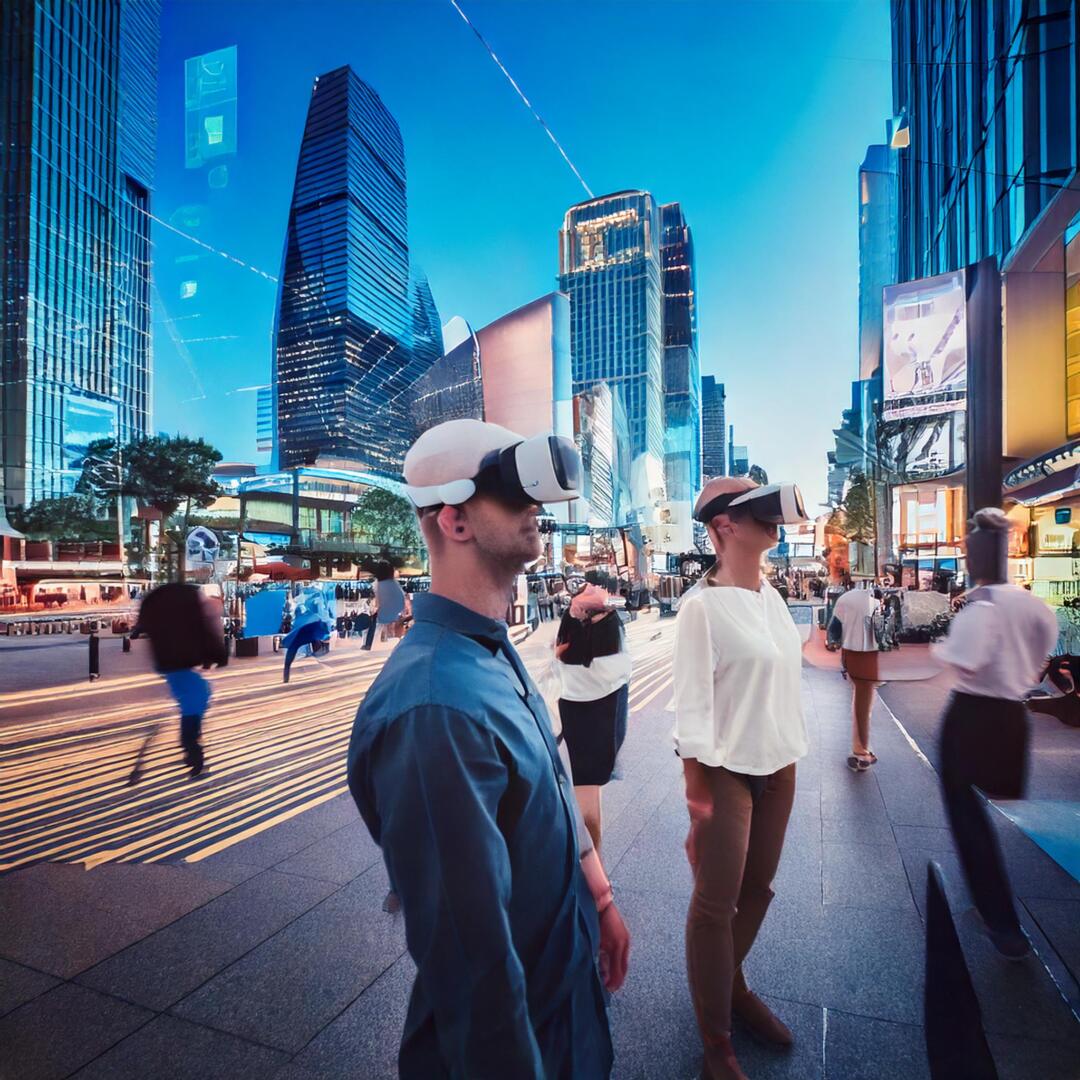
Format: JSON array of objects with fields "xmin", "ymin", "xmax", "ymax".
[{"xmin": 412, "ymin": 592, "xmax": 509, "ymax": 644}]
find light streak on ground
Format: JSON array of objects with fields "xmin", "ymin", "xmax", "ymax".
[{"xmin": 0, "ymin": 620, "xmax": 675, "ymax": 873}]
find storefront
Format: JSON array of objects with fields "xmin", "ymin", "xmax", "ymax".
[
  {"xmin": 1003, "ymin": 441, "xmax": 1080, "ymax": 604},
  {"xmin": 891, "ymin": 472, "xmax": 966, "ymax": 589}
]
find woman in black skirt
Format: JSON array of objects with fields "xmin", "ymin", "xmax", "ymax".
[{"xmin": 557, "ymin": 582, "xmax": 632, "ymax": 854}]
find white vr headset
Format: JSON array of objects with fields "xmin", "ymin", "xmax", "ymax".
[
  {"xmin": 694, "ymin": 482, "xmax": 810, "ymax": 526},
  {"xmin": 404, "ymin": 433, "xmax": 582, "ymax": 510}
]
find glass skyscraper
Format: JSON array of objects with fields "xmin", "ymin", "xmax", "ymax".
[
  {"xmin": 559, "ymin": 191, "xmax": 666, "ymax": 517},
  {"xmin": 701, "ymin": 376, "xmax": 726, "ymax": 479},
  {"xmin": 660, "ymin": 202, "xmax": 702, "ymax": 505},
  {"xmin": 274, "ymin": 66, "xmax": 439, "ymax": 478},
  {"xmin": 1, "ymin": 0, "xmax": 159, "ymax": 507}
]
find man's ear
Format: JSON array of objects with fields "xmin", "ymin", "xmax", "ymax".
[{"xmin": 436, "ymin": 504, "xmax": 474, "ymax": 542}]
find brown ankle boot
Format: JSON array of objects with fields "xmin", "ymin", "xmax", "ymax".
[
  {"xmin": 731, "ymin": 988, "xmax": 793, "ymax": 1047},
  {"xmin": 700, "ymin": 1033, "xmax": 749, "ymax": 1080}
]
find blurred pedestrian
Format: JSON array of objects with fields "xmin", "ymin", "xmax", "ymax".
[
  {"xmin": 830, "ymin": 583, "xmax": 883, "ymax": 771},
  {"xmin": 281, "ymin": 586, "xmax": 333, "ymax": 683},
  {"xmin": 932, "ymin": 508, "xmax": 1058, "ymax": 959},
  {"xmin": 675, "ymin": 477, "xmax": 810, "ymax": 1080},
  {"xmin": 361, "ymin": 560, "xmax": 405, "ymax": 650},
  {"xmin": 556, "ymin": 582, "xmax": 632, "ymax": 854},
  {"xmin": 130, "ymin": 582, "xmax": 227, "ymax": 778},
  {"xmin": 348, "ymin": 420, "xmax": 626, "ymax": 1078}
]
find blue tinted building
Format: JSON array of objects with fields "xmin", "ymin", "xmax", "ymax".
[
  {"xmin": 701, "ymin": 376, "xmax": 726, "ymax": 479},
  {"xmin": 274, "ymin": 66, "xmax": 439, "ymax": 478},
  {"xmin": 559, "ymin": 191, "xmax": 666, "ymax": 518},
  {"xmin": 660, "ymin": 202, "xmax": 702, "ymax": 505},
  {"xmin": 1, "ymin": 0, "xmax": 159, "ymax": 507}
]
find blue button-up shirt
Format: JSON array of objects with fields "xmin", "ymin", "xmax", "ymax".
[{"xmin": 347, "ymin": 593, "xmax": 612, "ymax": 1079}]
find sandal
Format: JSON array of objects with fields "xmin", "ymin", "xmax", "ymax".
[{"xmin": 846, "ymin": 755, "xmax": 872, "ymax": 772}]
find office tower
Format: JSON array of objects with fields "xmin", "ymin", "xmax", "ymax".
[
  {"xmin": 559, "ymin": 191, "xmax": 666, "ymax": 519},
  {"xmin": 1, "ymin": 0, "xmax": 160, "ymax": 507},
  {"xmin": 701, "ymin": 376, "xmax": 726, "ymax": 479},
  {"xmin": 660, "ymin": 202, "xmax": 701, "ymax": 506},
  {"xmin": 274, "ymin": 66, "xmax": 439, "ymax": 477},
  {"xmin": 409, "ymin": 320, "xmax": 483, "ymax": 436},
  {"xmin": 256, "ymin": 386, "xmax": 274, "ymax": 458},
  {"xmin": 475, "ymin": 294, "xmax": 573, "ymax": 443}
]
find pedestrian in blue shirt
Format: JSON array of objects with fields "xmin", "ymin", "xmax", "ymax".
[{"xmin": 348, "ymin": 419, "xmax": 628, "ymax": 1078}]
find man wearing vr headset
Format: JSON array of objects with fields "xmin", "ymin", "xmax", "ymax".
[
  {"xmin": 347, "ymin": 419, "xmax": 626, "ymax": 1079},
  {"xmin": 674, "ymin": 477, "xmax": 810, "ymax": 1080}
]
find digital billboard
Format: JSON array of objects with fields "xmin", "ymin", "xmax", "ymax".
[{"xmin": 882, "ymin": 270, "xmax": 967, "ymax": 420}]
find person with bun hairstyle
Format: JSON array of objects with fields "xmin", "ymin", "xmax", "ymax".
[
  {"xmin": 673, "ymin": 476, "xmax": 810, "ymax": 1080},
  {"xmin": 932, "ymin": 507, "xmax": 1058, "ymax": 959}
]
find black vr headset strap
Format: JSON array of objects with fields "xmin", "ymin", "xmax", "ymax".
[{"xmin": 695, "ymin": 492, "xmax": 742, "ymax": 524}]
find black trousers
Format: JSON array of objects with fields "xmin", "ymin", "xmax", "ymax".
[{"xmin": 939, "ymin": 692, "xmax": 1028, "ymax": 936}]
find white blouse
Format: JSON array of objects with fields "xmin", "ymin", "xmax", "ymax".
[
  {"xmin": 672, "ymin": 580, "xmax": 809, "ymax": 775},
  {"xmin": 932, "ymin": 585, "xmax": 1058, "ymax": 700}
]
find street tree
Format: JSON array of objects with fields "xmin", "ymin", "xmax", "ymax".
[
  {"xmin": 839, "ymin": 469, "xmax": 876, "ymax": 546},
  {"xmin": 351, "ymin": 488, "xmax": 422, "ymax": 553},
  {"xmin": 9, "ymin": 495, "xmax": 114, "ymax": 542},
  {"xmin": 79, "ymin": 434, "xmax": 223, "ymax": 580}
]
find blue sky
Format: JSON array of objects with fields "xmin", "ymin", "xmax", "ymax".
[{"xmin": 153, "ymin": 0, "xmax": 894, "ymax": 508}]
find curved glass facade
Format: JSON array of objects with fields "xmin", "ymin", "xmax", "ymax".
[
  {"xmin": 274, "ymin": 66, "xmax": 439, "ymax": 478},
  {"xmin": 0, "ymin": 0, "xmax": 159, "ymax": 506}
]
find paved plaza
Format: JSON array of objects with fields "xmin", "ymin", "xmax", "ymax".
[{"xmin": 1, "ymin": 615, "xmax": 1079, "ymax": 1078}]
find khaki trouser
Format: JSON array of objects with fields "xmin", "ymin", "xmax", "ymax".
[{"xmin": 686, "ymin": 763, "xmax": 797, "ymax": 1042}]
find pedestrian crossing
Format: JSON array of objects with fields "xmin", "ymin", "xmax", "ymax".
[{"xmin": 0, "ymin": 617, "xmax": 677, "ymax": 873}]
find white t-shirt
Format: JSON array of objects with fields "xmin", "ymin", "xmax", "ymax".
[
  {"xmin": 558, "ymin": 651, "xmax": 633, "ymax": 702},
  {"xmin": 832, "ymin": 588, "xmax": 880, "ymax": 652},
  {"xmin": 672, "ymin": 580, "xmax": 809, "ymax": 775},
  {"xmin": 932, "ymin": 585, "xmax": 1058, "ymax": 700}
]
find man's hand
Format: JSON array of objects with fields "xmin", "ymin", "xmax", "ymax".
[{"xmin": 597, "ymin": 902, "xmax": 630, "ymax": 992}]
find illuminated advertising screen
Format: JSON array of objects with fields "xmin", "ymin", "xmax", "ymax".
[{"xmin": 882, "ymin": 270, "xmax": 967, "ymax": 420}]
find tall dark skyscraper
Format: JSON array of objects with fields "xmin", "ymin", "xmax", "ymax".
[
  {"xmin": 660, "ymin": 202, "xmax": 701, "ymax": 504},
  {"xmin": 701, "ymin": 376, "xmax": 726, "ymax": 479},
  {"xmin": 559, "ymin": 191, "xmax": 666, "ymax": 518},
  {"xmin": 1, "ymin": 0, "xmax": 160, "ymax": 507},
  {"xmin": 274, "ymin": 66, "xmax": 439, "ymax": 477}
]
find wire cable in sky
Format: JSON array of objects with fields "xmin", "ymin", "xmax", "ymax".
[{"xmin": 446, "ymin": 0, "xmax": 593, "ymax": 199}]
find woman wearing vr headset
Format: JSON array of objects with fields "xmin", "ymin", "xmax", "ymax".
[{"xmin": 673, "ymin": 477, "xmax": 810, "ymax": 1080}]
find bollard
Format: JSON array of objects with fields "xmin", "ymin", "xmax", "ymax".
[
  {"xmin": 88, "ymin": 632, "xmax": 100, "ymax": 681},
  {"xmin": 122, "ymin": 634, "xmax": 131, "ymax": 653}
]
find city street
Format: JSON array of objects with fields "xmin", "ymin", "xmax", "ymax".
[{"xmin": 2, "ymin": 615, "xmax": 1079, "ymax": 1078}]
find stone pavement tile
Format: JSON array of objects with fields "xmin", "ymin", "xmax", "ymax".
[
  {"xmin": 872, "ymin": 764, "xmax": 950, "ymax": 829},
  {"xmin": 10, "ymin": 862, "xmax": 231, "ymax": 925},
  {"xmin": 77, "ymin": 869, "xmax": 338, "ymax": 1010},
  {"xmin": 612, "ymin": 815, "xmax": 693, "ymax": 897},
  {"xmin": 819, "ymin": 770, "xmax": 891, "ymax": 827},
  {"xmin": 986, "ymin": 1032, "xmax": 1080, "ymax": 1080},
  {"xmin": 287, "ymin": 953, "xmax": 415, "ymax": 1079},
  {"xmin": 954, "ymin": 907, "xmax": 1080, "ymax": 1046},
  {"xmin": 820, "ymin": 906, "xmax": 925, "ymax": 1026},
  {"xmin": 0, "ymin": 982, "xmax": 152, "ymax": 1080},
  {"xmin": 172, "ymin": 862, "xmax": 406, "ymax": 1053},
  {"xmin": 743, "ymin": 891, "xmax": 828, "ymax": 1008},
  {"xmin": 1023, "ymin": 896, "xmax": 1080, "ymax": 985},
  {"xmin": 192, "ymin": 812, "xmax": 341, "ymax": 871},
  {"xmin": 891, "ymin": 824, "xmax": 958, "ymax": 854},
  {"xmin": 175, "ymin": 855, "xmax": 266, "ymax": 885},
  {"xmin": 821, "ymin": 816, "xmax": 897, "ymax": 847},
  {"xmin": 733, "ymin": 996, "xmax": 824, "ymax": 1079},
  {"xmin": 70, "ymin": 1013, "xmax": 289, "ymax": 1079},
  {"xmin": 608, "ymin": 887, "xmax": 699, "ymax": 1080},
  {"xmin": 0, "ymin": 957, "xmax": 58, "ymax": 1017},
  {"xmin": 274, "ymin": 820, "xmax": 381, "ymax": 884},
  {"xmin": 822, "ymin": 841, "xmax": 916, "ymax": 912},
  {"xmin": 285, "ymin": 793, "xmax": 357, "ymax": 836},
  {"xmin": 824, "ymin": 1009, "xmax": 929, "ymax": 1080},
  {"xmin": 0, "ymin": 871, "xmax": 164, "ymax": 979}
]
